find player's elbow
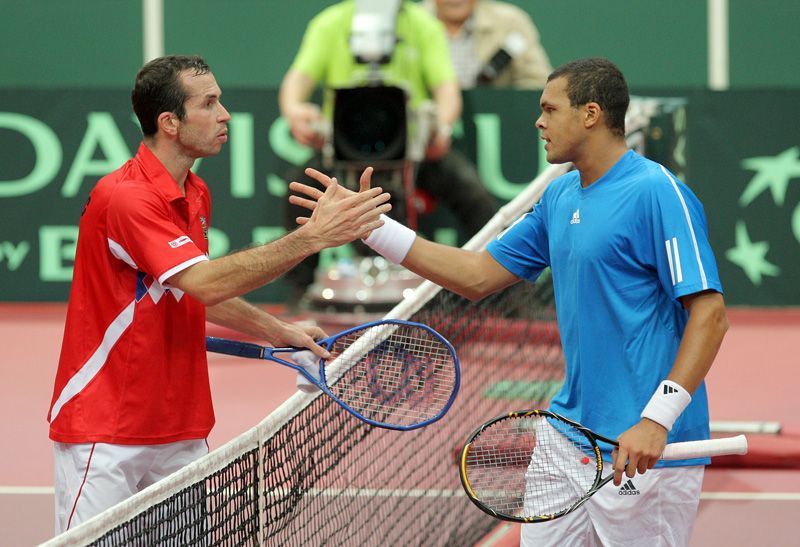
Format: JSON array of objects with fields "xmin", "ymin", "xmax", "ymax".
[
  {"xmin": 458, "ymin": 289, "xmax": 482, "ymax": 302},
  {"xmin": 180, "ymin": 282, "xmax": 228, "ymax": 307},
  {"xmin": 710, "ymin": 302, "xmax": 730, "ymax": 339},
  {"xmin": 456, "ymin": 253, "xmax": 511, "ymax": 302},
  {"xmin": 695, "ymin": 292, "xmax": 730, "ymax": 342},
  {"xmin": 190, "ymin": 288, "xmax": 228, "ymax": 307},
  {"xmin": 459, "ymin": 277, "xmax": 503, "ymax": 302},
  {"xmin": 166, "ymin": 264, "xmax": 230, "ymax": 307},
  {"xmin": 184, "ymin": 277, "xmax": 231, "ymax": 307}
]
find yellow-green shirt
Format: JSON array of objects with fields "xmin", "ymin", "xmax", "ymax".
[{"xmin": 290, "ymin": 0, "xmax": 456, "ymax": 117}]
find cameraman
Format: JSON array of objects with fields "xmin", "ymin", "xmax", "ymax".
[{"xmin": 279, "ymin": 0, "xmax": 498, "ymax": 309}]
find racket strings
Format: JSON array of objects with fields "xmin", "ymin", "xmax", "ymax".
[
  {"xmin": 464, "ymin": 415, "xmax": 598, "ymax": 519},
  {"xmin": 325, "ymin": 324, "xmax": 457, "ymax": 426}
]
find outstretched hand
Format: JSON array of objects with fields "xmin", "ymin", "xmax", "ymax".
[
  {"xmin": 289, "ymin": 167, "xmax": 379, "ymax": 224},
  {"xmin": 289, "ymin": 167, "xmax": 391, "ymax": 248}
]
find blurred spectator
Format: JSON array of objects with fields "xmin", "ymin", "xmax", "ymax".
[
  {"xmin": 424, "ymin": 0, "xmax": 552, "ymax": 89},
  {"xmin": 279, "ymin": 0, "xmax": 498, "ymax": 309}
]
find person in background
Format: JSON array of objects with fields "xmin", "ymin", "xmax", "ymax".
[
  {"xmin": 291, "ymin": 57, "xmax": 728, "ymax": 547},
  {"xmin": 424, "ymin": 0, "xmax": 552, "ymax": 89},
  {"xmin": 279, "ymin": 0, "xmax": 499, "ymax": 309},
  {"xmin": 48, "ymin": 55, "xmax": 390, "ymax": 534}
]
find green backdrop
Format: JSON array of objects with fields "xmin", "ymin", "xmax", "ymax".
[
  {"xmin": 1, "ymin": 88, "xmax": 798, "ymax": 305},
  {"xmin": 2, "ymin": 1, "xmax": 799, "ymax": 89},
  {"xmin": 1, "ymin": 1, "xmax": 798, "ymax": 304}
]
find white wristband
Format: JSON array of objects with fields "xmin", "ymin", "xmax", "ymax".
[
  {"xmin": 362, "ymin": 214, "xmax": 416, "ymax": 264},
  {"xmin": 640, "ymin": 380, "xmax": 692, "ymax": 432}
]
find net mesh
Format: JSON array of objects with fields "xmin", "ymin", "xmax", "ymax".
[{"xmin": 43, "ymin": 162, "xmax": 569, "ymax": 547}]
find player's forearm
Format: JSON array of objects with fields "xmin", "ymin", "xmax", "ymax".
[
  {"xmin": 401, "ymin": 239, "xmax": 510, "ymax": 301},
  {"xmin": 362, "ymin": 215, "xmax": 514, "ymax": 300},
  {"xmin": 172, "ymin": 229, "xmax": 322, "ymax": 306},
  {"xmin": 667, "ymin": 291, "xmax": 729, "ymax": 393},
  {"xmin": 206, "ymin": 297, "xmax": 285, "ymax": 342}
]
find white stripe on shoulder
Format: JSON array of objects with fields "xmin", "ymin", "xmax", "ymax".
[
  {"xmin": 496, "ymin": 212, "xmax": 530, "ymax": 241},
  {"xmin": 659, "ymin": 165, "xmax": 707, "ymax": 290},
  {"xmin": 107, "ymin": 238, "xmax": 137, "ymax": 269},
  {"xmin": 158, "ymin": 254, "xmax": 210, "ymax": 286},
  {"xmin": 49, "ymin": 300, "xmax": 136, "ymax": 422}
]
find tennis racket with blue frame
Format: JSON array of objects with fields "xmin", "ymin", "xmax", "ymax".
[
  {"xmin": 206, "ymin": 319, "xmax": 460, "ymax": 431},
  {"xmin": 459, "ymin": 409, "xmax": 748, "ymax": 522}
]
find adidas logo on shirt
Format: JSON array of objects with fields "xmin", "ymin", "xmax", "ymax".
[
  {"xmin": 618, "ymin": 479, "xmax": 640, "ymax": 495},
  {"xmin": 570, "ymin": 209, "xmax": 581, "ymax": 224}
]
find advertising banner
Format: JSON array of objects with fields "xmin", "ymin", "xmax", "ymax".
[{"xmin": 0, "ymin": 89, "xmax": 796, "ymax": 305}]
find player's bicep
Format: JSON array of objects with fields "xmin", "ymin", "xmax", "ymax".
[
  {"xmin": 678, "ymin": 289, "xmax": 725, "ymax": 315},
  {"xmin": 477, "ymin": 250, "xmax": 520, "ymax": 293}
]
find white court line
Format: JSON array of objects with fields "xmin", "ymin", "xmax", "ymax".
[
  {"xmin": 3, "ymin": 486, "xmax": 800, "ymax": 502},
  {"xmin": 0, "ymin": 486, "xmax": 54, "ymax": 495},
  {"xmin": 700, "ymin": 492, "xmax": 800, "ymax": 501}
]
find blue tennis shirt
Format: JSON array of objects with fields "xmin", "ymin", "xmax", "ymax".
[{"xmin": 487, "ymin": 150, "xmax": 723, "ymax": 466}]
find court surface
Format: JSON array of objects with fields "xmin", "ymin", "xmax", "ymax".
[{"xmin": 1, "ymin": 304, "xmax": 797, "ymax": 546}]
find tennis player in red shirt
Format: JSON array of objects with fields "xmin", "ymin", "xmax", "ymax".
[{"xmin": 47, "ymin": 55, "xmax": 391, "ymax": 534}]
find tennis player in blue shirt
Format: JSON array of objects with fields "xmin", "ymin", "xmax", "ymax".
[{"xmin": 291, "ymin": 57, "xmax": 728, "ymax": 546}]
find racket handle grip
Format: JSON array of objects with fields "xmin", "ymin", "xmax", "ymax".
[{"xmin": 661, "ymin": 434, "xmax": 748, "ymax": 460}]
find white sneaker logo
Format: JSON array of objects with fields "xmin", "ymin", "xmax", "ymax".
[{"xmin": 570, "ymin": 209, "xmax": 581, "ymax": 225}]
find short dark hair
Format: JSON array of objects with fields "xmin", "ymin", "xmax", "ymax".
[
  {"xmin": 131, "ymin": 55, "xmax": 210, "ymax": 136},
  {"xmin": 548, "ymin": 58, "xmax": 629, "ymax": 137}
]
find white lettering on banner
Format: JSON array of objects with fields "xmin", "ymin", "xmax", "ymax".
[
  {"xmin": 61, "ymin": 113, "xmax": 132, "ymax": 197},
  {"xmin": 39, "ymin": 226, "xmax": 79, "ymax": 282},
  {"xmin": 0, "ymin": 112, "xmax": 134, "ymax": 198},
  {"xmin": 229, "ymin": 113, "xmax": 255, "ymax": 197},
  {"xmin": 0, "ymin": 241, "xmax": 31, "ymax": 270},
  {"xmin": 0, "ymin": 113, "xmax": 62, "ymax": 197}
]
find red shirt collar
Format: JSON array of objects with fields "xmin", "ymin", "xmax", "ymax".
[{"xmin": 133, "ymin": 142, "xmax": 201, "ymax": 202}]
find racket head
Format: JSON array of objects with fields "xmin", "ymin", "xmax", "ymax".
[
  {"xmin": 319, "ymin": 319, "xmax": 460, "ymax": 430},
  {"xmin": 459, "ymin": 410, "xmax": 604, "ymax": 523}
]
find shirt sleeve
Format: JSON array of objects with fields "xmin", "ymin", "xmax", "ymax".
[
  {"xmin": 290, "ymin": 12, "xmax": 333, "ymax": 82},
  {"xmin": 648, "ymin": 169, "xmax": 723, "ymax": 300},
  {"xmin": 486, "ymin": 190, "xmax": 551, "ymax": 282},
  {"xmin": 106, "ymin": 182, "xmax": 208, "ymax": 284}
]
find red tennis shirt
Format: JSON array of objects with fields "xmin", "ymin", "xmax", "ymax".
[{"xmin": 48, "ymin": 143, "xmax": 215, "ymax": 444}]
